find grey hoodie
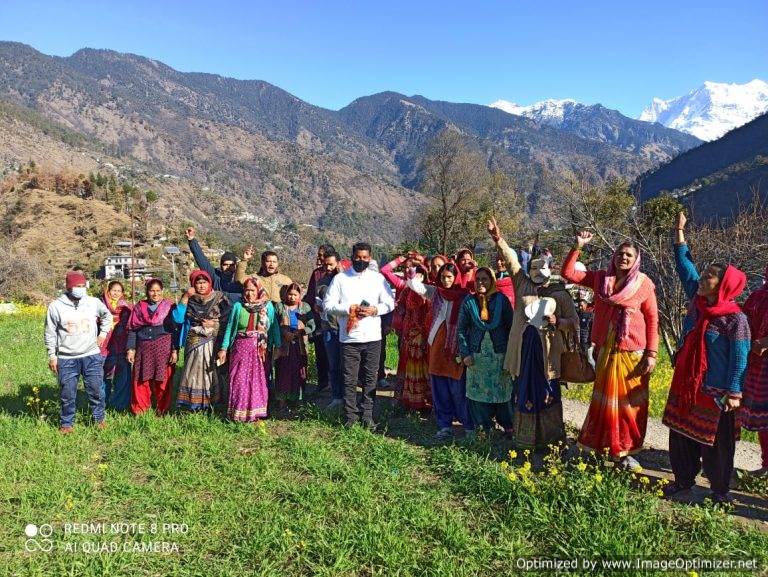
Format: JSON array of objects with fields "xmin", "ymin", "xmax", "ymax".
[{"xmin": 44, "ymin": 294, "xmax": 112, "ymax": 360}]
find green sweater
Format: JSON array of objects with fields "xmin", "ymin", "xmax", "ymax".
[{"xmin": 220, "ymin": 301, "xmax": 281, "ymax": 351}]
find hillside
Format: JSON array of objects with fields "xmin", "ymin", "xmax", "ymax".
[
  {"xmin": 634, "ymin": 112, "xmax": 768, "ymax": 221},
  {"xmin": 0, "ymin": 42, "xmax": 423, "ymax": 249}
]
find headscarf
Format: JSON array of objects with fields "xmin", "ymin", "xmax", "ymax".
[
  {"xmin": 102, "ymin": 284, "xmax": 131, "ymax": 329},
  {"xmin": 241, "ymin": 276, "xmax": 268, "ymax": 313},
  {"xmin": 475, "ymin": 267, "xmax": 498, "ymax": 323},
  {"xmin": 743, "ymin": 265, "xmax": 768, "ymax": 343},
  {"xmin": 597, "ymin": 244, "xmax": 645, "ymax": 344},
  {"xmin": 670, "ymin": 264, "xmax": 747, "ymax": 408},
  {"xmin": 186, "ymin": 269, "xmax": 225, "ymax": 323},
  {"xmin": 241, "ymin": 277, "xmax": 269, "ymax": 343},
  {"xmin": 100, "ymin": 284, "xmax": 132, "ymax": 353},
  {"xmin": 127, "ymin": 279, "xmax": 173, "ymax": 330},
  {"xmin": 431, "ymin": 263, "xmax": 470, "ymax": 354},
  {"xmin": 428, "ymin": 254, "xmax": 448, "ymax": 284}
]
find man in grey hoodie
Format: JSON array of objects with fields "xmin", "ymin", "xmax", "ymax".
[{"xmin": 44, "ymin": 270, "xmax": 112, "ymax": 433}]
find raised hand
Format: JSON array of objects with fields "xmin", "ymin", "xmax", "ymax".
[
  {"xmin": 675, "ymin": 211, "xmax": 687, "ymax": 230},
  {"xmin": 575, "ymin": 231, "xmax": 593, "ymax": 248},
  {"xmin": 243, "ymin": 244, "xmax": 254, "ymax": 261},
  {"xmin": 185, "ymin": 227, "xmax": 196, "ymax": 240},
  {"xmin": 486, "ymin": 217, "xmax": 501, "ymax": 242}
]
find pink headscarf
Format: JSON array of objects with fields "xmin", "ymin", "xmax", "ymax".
[{"xmin": 597, "ymin": 244, "xmax": 645, "ymax": 344}]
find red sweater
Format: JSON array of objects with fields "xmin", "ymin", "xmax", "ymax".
[{"xmin": 561, "ymin": 248, "xmax": 659, "ymax": 353}]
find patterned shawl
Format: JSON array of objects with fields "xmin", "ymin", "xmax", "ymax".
[{"xmin": 597, "ymin": 247, "xmax": 647, "ymax": 344}]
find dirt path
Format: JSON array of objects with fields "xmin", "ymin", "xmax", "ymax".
[{"xmin": 562, "ymin": 398, "xmax": 763, "ymax": 471}]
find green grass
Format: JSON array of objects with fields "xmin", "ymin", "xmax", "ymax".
[{"xmin": 2, "ymin": 311, "xmax": 768, "ymax": 576}]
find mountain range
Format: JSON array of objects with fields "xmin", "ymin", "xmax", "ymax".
[{"xmin": 0, "ymin": 41, "xmax": 735, "ymax": 266}]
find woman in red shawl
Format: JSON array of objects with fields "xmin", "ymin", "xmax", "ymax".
[
  {"xmin": 381, "ymin": 254, "xmax": 433, "ymax": 411},
  {"xmin": 739, "ymin": 265, "xmax": 768, "ymax": 475},
  {"xmin": 662, "ymin": 211, "xmax": 751, "ymax": 503},
  {"xmin": 561, "ymin": 231, "xmax": 659, "ymax": 471},
  {"xmin": 126, "ymin": 279, "xmax": 179, "ymax": 415},
  {"xmin": 99, "ymin": 280, "xmax": 132, "ymax": 411},
  {"xmin": 408, "ymin": 262, "xmax": 474, "ymax": 440}
]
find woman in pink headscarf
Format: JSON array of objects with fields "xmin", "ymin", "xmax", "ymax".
[{"xmin": 561, "ymin": 231, "xmax": 659, "ymax": 470}]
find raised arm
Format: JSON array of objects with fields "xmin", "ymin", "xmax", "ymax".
[
  {"xmin": 561, "ymin": 231, "xmax": 598, "ymax": 288},
  {"xmin": 186, "ymin": 227, "xmax": 217, "ymax": 280},
  {"xmin": 380, "ymin": 256, "xmax": 407, "ymax": 291},
  {"xmin": 487, "ymin": 217, "xmax": 521, "ymax": 277},
  {"xmin": 672, "ymin": 212, "xmax": 699, "ymax": 300}
]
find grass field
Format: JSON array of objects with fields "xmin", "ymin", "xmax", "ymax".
[{"xmin": 2, "ymin": 309, "xmax": 767, "ymax": 576}]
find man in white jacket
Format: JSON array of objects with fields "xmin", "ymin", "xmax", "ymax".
[
  {"xmin": 44, "ymin": 270, "xmax": 112, "ymax": 433},
  {"xmin": 323, "ymin": 242, "xmax": 394, "ymax": 428}
]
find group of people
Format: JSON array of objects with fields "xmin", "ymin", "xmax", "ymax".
[{"xmin": 43, "ymin": 213, "xmax": 768, "ymax": 504}]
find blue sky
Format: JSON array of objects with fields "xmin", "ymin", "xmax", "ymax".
[{"xmin": 1, "ymin": 0, "xmax": 766, "ymax": 116}]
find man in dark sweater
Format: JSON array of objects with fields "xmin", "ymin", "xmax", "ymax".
[{"xmin": 185, "ymin": 227, "xmax": 243, "ymax": 304}]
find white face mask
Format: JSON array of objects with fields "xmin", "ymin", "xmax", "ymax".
[{"xmin": 70, "ymin": 287, "xmax": 88, "ymax": 299}]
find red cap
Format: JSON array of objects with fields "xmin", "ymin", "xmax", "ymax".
[{"xmin": 66, "ymin": 271, "xmax": 87, "ymax": 290}]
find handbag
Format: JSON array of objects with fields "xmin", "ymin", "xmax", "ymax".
[{"xmin": 560, "ymin": 334, "xmax": 596, "ymax": 383}]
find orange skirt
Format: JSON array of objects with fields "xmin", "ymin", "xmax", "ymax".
[{"xmin": 577, "ymin": 330, "xmax": 648, "ymax": 458}]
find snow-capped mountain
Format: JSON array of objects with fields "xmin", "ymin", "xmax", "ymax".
[
  {"xmin": 489, "ymin": 98, "xmax": 579, "ymax": 126},
  {"xmin": 487, "ymin": 97, "xmax": 701, "ymax": 161},
  {"xmin": 639, "ymin": 79, "xmax": 768, "ymax": 141}
]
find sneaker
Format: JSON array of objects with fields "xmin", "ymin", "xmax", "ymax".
[
  {"xmin": 663, "ymin": 481, "xmax": 694, "ymax": 497},
  {"xmin": 59, "ymin": 426, "xmax": 74, "ymax": 434},
  {"xmin": 749, "ymin": 466, "xmax": 768, "ymax": 477},
  {"xmin": 435, "ymin": 427, "xmax": 453, "ymax": 441},
  {"xmin": 326, "ymin": 398, "xmax": 343, "ymax": 410},
  {"xmin": 618, "ymin": 456, "xmax": 643, "ymax": 472}
]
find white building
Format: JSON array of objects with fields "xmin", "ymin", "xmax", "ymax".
[{"xmin": 103, "ymin": 255, "xmax": 148, "ymax": 279}]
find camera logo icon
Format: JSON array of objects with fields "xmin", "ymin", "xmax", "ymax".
[{"xmin": 24, "ymin": 524, "xmax": 54, "ymax": 552}]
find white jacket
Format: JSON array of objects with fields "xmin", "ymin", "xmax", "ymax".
[{"xmin": 323, "ymin": 267, "xmax": 394, "ymax": 343}]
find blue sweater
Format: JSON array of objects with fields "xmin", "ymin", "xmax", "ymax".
[
  {"xmin": 457, "ymin": 293, "xmax": 514, "ymax": 358},
  {"xmin": 674, "ymin": 243, "xmax": 751, "ymax": 396}
]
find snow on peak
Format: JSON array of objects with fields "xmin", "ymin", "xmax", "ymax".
[
  {"xmin": 639, "ymin": 79, "xmax": 768, "ymax": 141},
  {"xmin": 489, "ymin": 98, "xmax": 579, "ymax": 125}
]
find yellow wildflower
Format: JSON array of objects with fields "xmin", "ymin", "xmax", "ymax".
[
  {"xmin": 507, "ymin": 471, "xmax": 518, "ymax": 482},
  {"xmin": 508, "ymin": 450, "xmax": 518, "ymax": 460},
  {"xmin": 640, "ymin": 476, "xmax": 650, "ymax": 485},
  {"xmin": 98, "ymin": 463, "xmax": 108, "ymax": 471},
  {"xmin": 549, "ymin": 467, "xmax": 559, "ymax": 477},
  {"xmin": 594, "ymin": 473, "xmax": 603, "ymax": 483},
  {"xmin": 576, "ymin": 462, "xmax": 587, "ymax": 472},
  {"xmin": 500, "ymin": 461, "xmax": 509, "ymax": 471}
]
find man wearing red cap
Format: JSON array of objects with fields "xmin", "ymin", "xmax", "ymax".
[{"xmin": 44, "ymin": 270, "xmax": 113, "ymax": 433}]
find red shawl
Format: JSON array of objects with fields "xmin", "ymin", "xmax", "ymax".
[{"xmin": 670, "ymin": 265, "xmax": 747, "ymax": 408}]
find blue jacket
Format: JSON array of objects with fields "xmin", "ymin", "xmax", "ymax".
[
  {"xmin": 457, "ymin": 293, "xmax": 514, "ymax": 358},
  {"xmin": 674, "ymin": 243, "xmax": 751, "ymax": 395}
]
